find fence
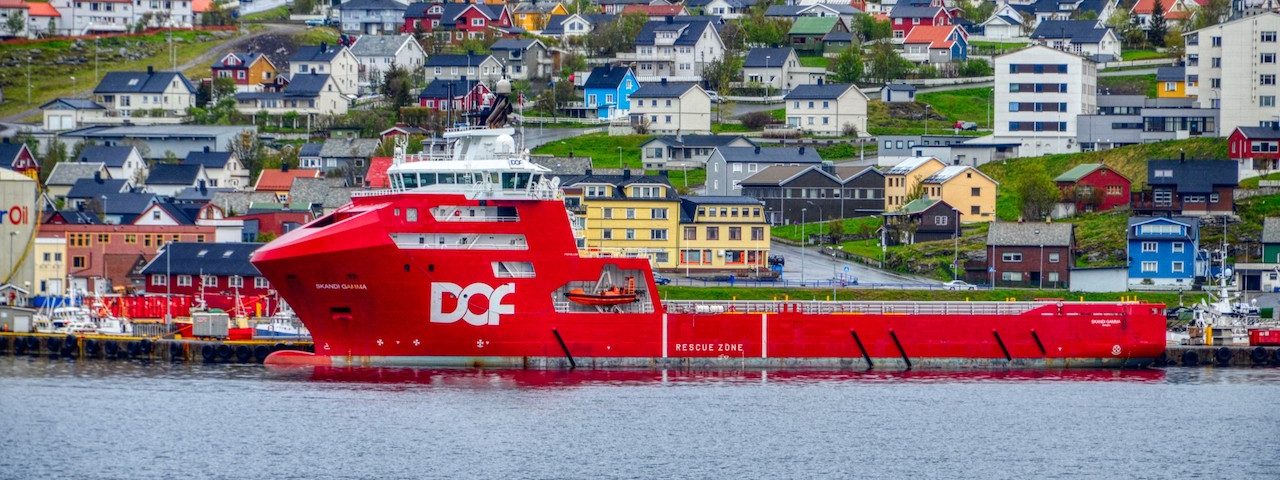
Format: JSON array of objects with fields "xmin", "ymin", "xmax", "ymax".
[{"xmin": 657, "ymin": 276, "xmax": 967, "ymax": 291}]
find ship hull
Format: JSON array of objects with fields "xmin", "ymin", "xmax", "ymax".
[{"xmin": 252, "ymin": 193, "xmax": 1166, "ymax": 370}]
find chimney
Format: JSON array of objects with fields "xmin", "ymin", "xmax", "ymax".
[
  {"xmin": 817, "ymin": 77, "xmax": 824, "ymax": 85},
  {"xmin": 623, "ymin": 169, "xmax": 632, "ymax": 180},
  {"xmin": 754, "ymin": 146, "xmax": 761, "ymax": 154},
  {"xmin": 320, "ymin": 42, "xmax": 328, "ymax": 52},
  {"xmin": 282, "ymin": 162, "xmax": 290, "ymax": 172},
  {"xmin": 198, "ymin": 179, "xmax": 207, "ymax": 194},
  {"xmin": 585, "ymin": 167, "xmax": 593, "ymax": 176},
  {"xmin": 147, "ymin": 65, "xmax": 154, "ymax": 74},
  {"xmin": 799, "ymin": 146, "xmax": 806, "ymax": 156},
  {"xmin": 94, "ymin": 171, "xmax": 102, "ymax": 182},
  {"xmin": 203, "ymin": 146, "xmax": 211, "ymax": 153},
  {"xmin": 660, "ymin": 78, "xmax": 668, "ymax": 86}
]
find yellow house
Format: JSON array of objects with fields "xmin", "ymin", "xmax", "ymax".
[
  {"xmin": 33, "ymin": 236, "xmax": 67, "ymax": 296},
  {"xmin": 564, "ymin": 172, "xmax": 681, "ymax": 269},
  {"xmin": 884, "ymin": 156, "xmax": 945, "ymax": 211},
  {"xmin": 920, "ymin": 166, "xmax": 998, "ymax": 223},
  {"xmin": 677, "ymin": 197, "xmax": 771, "ymax": 275},
  {"xmin": 513, "ymin": 1, "xmax": 568, "ymax": 31},
  {"xmin": 1156, "ymin": 66, "xmax": 1186, "ymax": 98}
]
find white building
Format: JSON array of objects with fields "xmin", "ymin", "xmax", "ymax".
[
  {"xmin": 234, "ymin": 74, "xmax": 350, "ymax": 116},
  {"xmin": 288, "ymin": 43, "xmax": 360, "ymax": 97},
  {"xmin": 48, "ymin": 0, "xmax": 194, "ymax": 35},
  {"xmin": 619, "ymin": 18, "xmax": 724, "ymax": 83},
  {"xmin": 993, "ymin": 45, "xmax": 1097, "ymax": 156},
  {"xmin": 1028, "ymin": 19, "xmax": 1122, "ymax": 61},
  {"xmin": 91, "ymin": 68, "xmax": 197, "ymax": 118},
  {"xmin": 630, "ymin": 81, "xmax": 713, "ymax": 135},
  {"xmin": 1183, "ymin": 12, "xmax": 1280, "ymax": 135},
  {"xmin": 348, "ymin": 34, "xmax": 427, "ymax": 94},
  {"xmin": 783, "ymin": 82, "xmax": 869, "ymax": 137},
  {"xmin": 741, "ymin": 47, "xmax": 826, "ymax": 93}
]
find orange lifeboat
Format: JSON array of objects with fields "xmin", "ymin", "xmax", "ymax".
[{"xmin": 565, "ymin": 277, "xmax": 639, "ymax": 306}]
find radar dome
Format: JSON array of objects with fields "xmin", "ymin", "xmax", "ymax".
[
  {"xmin": 496, "ymin": 78, "xmax": 512, "ymax": 94},
  {"xmin": 495, "ymin": 134, "xmax": 516, "ymax": 154}
]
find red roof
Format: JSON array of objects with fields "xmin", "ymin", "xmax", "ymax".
[
  {"xmin": 191, "ymin": 0, "xmax": 211, "ymax": 12},
  {"xmin": 25, "ymin": 1, "xmax": 59, "ymax": 15},
  {"xmin": 0, "ymin": 0, "xmax": 27, "ymax": 8},
  {"xmin": 621, "ymin": 4, "xmax": 686, "ymax": 15},
  {"xmin": 365, "ymin": 157, "xmax": 393, "ymax": 189},
  {"xmin": 903, "ymin": 25, "xmax": 960, "ymax": 48},
  {"xmin": 1131, "ymin": 0, "xmax": 1193, "ymax": 19},
  {"xmin": 254, "ymin": 168, "xmax": 322, "ymax": 192}
]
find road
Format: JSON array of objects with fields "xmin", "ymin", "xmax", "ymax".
[
  {"xmin": 771, "ymin": 243, "xmax": 935, "ymax": 285},
  {"xmin": 239, "ymin": 0, "xmax": 289, "ymax": 15}
]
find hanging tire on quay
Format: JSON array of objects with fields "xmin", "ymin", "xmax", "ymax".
[
  {"xmin": 1181, "ymin": 350, "xmax": 1200, "ymax": 366},
  {"xmin": 216, "ymin": 344, "xmax": 232, "ymax": 361},
  {"xmin": 254, "ymin": 345, "xmax": 271, "ymax": 363},
  {"xmin": 201, "ymin": 344, "xmax": 217, "ymax": 363},
  {"xmin": 140, "ymin": 340, "xmax": 153, "ymax": 355},
  {"xmin": 1215, "ymin": 347, "xmax": 1233, "ymax": 365},
  {"xmin": 126, "ymin": 342, "xmax": 142, "ymax": 358},
  {"xmin": 1251, "ymin": 347, "xmax": 1270, "ymax": 365},
  {"xmin": 169, "ymin": 342, "xmax": 184, "ymax": 362},
  {"xmin": 0, "ymin": 336, "xmax": 8, "ymax": 353},
  {"xmin": 104, "ymin": 341, "xmax": 120, "ymax": 359},
  {"xmin": 234, "ymin": 345, "xmax": 252, "ymax": 363}
]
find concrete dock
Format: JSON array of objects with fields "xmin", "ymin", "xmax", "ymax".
[{"xmin": 0, "ymin": 332, "xmax": 312, "ymax": 364}]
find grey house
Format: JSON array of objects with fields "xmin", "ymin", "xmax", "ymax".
[
  {"xmin": 319, "ymin": 137, "xmax": 380, "ymax": 186},
  {"xmin": 739, "ymin": 164, "xmax": 886, "ymax": 224},
  {"xmin": 336, "ymin": 0, "xmax": 409, "ymax": 34},
  {"xmin": 640, "ymin": 134, "xmax": 755, "ymax": 169},
  {"xmin": 705, "ymin": 145, "xmax": 822, "ymax": 196},
  {"xmin": 883, "ymin": 82, "xmax": 916, "ymax": 103},
  {"xmin": 1076, "ymin": 95, "xmax": 1219, "ymax": 152},
  {"xmin": 489, "ymin": 39, "xmax": 550, "ymax": 81}
]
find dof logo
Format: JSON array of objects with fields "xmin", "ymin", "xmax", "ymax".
[{"xmin": 430, "ymin": 282, "xmax": 515, "ymax": 326}]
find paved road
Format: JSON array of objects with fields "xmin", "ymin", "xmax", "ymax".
[
  {"xmin": 239, "ymin": 0, "xmax": 289, "ymax": 15},
  {"xmin": 728, "ymin": 102, "xmax": 782, "ymax": 117},
  {"xmin": 771, "ymin": 243, "xmax": 935, "ymax": 285}
]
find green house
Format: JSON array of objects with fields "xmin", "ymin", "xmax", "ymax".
[
  {"xmin": 788, "ymin": 17, "xmax": 846, "ymax": 54},
  {"xmin": 1264, "ymin": 217, "xmax": 1280, "ymax": 263}
]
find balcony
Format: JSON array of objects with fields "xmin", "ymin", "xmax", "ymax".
[{"xmin": 615, "ymin": 52, "xmax": 675, "ymax": 63}]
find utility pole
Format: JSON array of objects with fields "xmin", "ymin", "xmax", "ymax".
[{"xmin": 800, "ymin": 207, "xmax": 806, "ymax": 285}]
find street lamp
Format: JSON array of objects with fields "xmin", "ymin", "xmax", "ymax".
[
  {"xmin": 100, "ymin": 195, "xmax": 108, "ymax": 224},
  {"xmin": 924, "ymin": 104, "xmax": 931, "ymax": 136},
  {"xmin": 800, "ymin": 207, "xmax": 807, "ymax": 285},
  {"xmin": 952, "ymin": 208, "xmax": 960, "ymax": 281}
]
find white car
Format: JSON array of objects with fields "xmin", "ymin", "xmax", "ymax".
[
  {"xmin": 943, "ymin": 280, "xmax": 977, "ymax": 291},
  {"xmin": 707, "ymin": 91, "xmax": 722, "ymax": 103}
]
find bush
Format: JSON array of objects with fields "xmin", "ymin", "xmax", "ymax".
[
  {"xmin": 739, "ymin": 111, "xmax": 774, "ymax": 130},
  {"xmin": 958, "ymin": 59, "xmax": 993, "ymax": 77}
]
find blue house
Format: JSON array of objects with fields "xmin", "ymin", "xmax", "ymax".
[
  {"xmin": 583, "ymin": 65, "xmax": 639, "ymax": 120},
  {"xmin": 1127, "ymin": 216, "xmax": 1204, "ymax": 288}
]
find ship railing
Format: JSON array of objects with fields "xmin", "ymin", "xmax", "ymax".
[
  {"xmin": 352, "ymin": 189, "xmax": 396, "ymax": 197},
  {"xmin": 435, "ymin": 214, "xmax": 520, "ymax": 222},
  {"xmin": 662, "ymin": 300, "xmax": 1043, "ymax": 316}
]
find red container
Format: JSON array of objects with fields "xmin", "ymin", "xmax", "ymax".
[
  {"xmin": 228, "ymin": 328, "xmax": 255, "ymax": 341},
  {"xmin": 1250, "ymin": 329, "xmax": 1280, "ymax": 346}
]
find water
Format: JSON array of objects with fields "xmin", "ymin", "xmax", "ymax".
[{"xmin": 1, "ymin": 358, "xmax": 1278, "ymax": 480}]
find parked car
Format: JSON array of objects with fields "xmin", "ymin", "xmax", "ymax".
[
  {"xmin": 953, "ymin": 121, "xmax": 978, "ymax": 131},
  {"xmin": 707, "ymin": 91, "xmax": 722, "ymax": 104},
  {"xmin": 654, "ymin": 275, "xmax": 672, "ymax": 286},
  {"xmin": 943, "ymin": 280, "xmax": 977, "ymax": 290}
]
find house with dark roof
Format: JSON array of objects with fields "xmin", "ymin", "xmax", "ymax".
[
  {"xmin": 144, "ymin": 163, "xmax": 209, "ymax": 197},
  {"xmin": 621, "ymin": 18, "xmax": 725, "ymax": 82},
  {"xmin": 98, "ymin": 192, "xmax": 161, "ymax": 225},
  {"xmin": 92, "ymin": 67, "xmax": 196, "ymax": 117},
  {"xmin": 298, "ymin": 142, "xmax": 324, "ymax": 169},
  {"xmin": 687, "ymin": 0, "xmax": 749, "ymax": 19},
  {"xmin": 883, "ymin": 197, "xmax": 958, "ymax": 246},
  {"xmin": 629, "ymin": 80, "xmax": 713, "ymax": 134},
  {"xmin": 437, "ymin": 2, "xmax": 513, "ymax": 42},
  {"xmin": 676, "ymin": 195, "xmax": 772, "ymax": 274},
  {"xmin": 141, "ymin": 243, "xmax": 273, "ymax": 312},
  {"xmin": 540, "ymin": 13, "xmax": 614, "ymax": 38},
  {"xmin": 317, "ymin": 138, "xmax": 380, "ymax": 185},
  {"xmin": 706, "ymin": 145, "xmax": 822, "ymax": 195},
  {"xmin": 1229, "ymin": 125, "xmax": 1280, "ymax": 176},
  {"xmin": 978, "ymin": 4, "xmax": 1026, "ymax": 39},
  {"xmin": 1132, "ymin": 158, "xmax": 1237, "ymax": 216},
  {"xmin": 349, "ymin": 34, "xmax": 427, "ymax": 94},
  {"xmin": 584, "ymin": 65, "xmax": 640, "ymax": 120},
  {"xmin": 234, "ymin": 73, "xmax": 349, "ymax": 116},
  {"xmin": 641, "ymin": 134, "xmax": 754, "ymax": 169},
  {"xmin": 742, "ymin": 47, "xmax": 826, "ymax": 93},
  {"xmin": 290, "ymin": 177, "xmax": 357, "ymax": 215},
  {"xmin": 490, "ymin": 38, "xmax": 550, "ymax": 80},
  {"xmin": 1155, "ymin": 65, "xmax": 1186, "ymax": 98},
  {"xmin": 40, "ymin": 97, "xmax": 107, "ymax": 131},
  {"xmin": 46, "ymin": 162, "xmax": 108, "ymax": 202},
  {"xmin": 888, "ymin": 4, "xmax": 950, "ymax": 39},
  {"xmin": 337, "ymin": 0, "xmax": 408, "ymax": 34},
  {"xmin": 558, "ymin": 170, "xmax": 682, "ymax": 268},
  {"xmin": 424, "ymin": 54, "xmax": 505, "ymax": 84},
  {"xmin": 0, "ymin": 139, "xmax": 38, "ymax": 180},
  {"xmin": 288, "ymin": 43, "xmax": 359, "ymax": 96},
  {"xmin": 211, "ymin": 52, "xmax": 278, "ymax": 90},
  {"xmin": 902, "ymin": 24, "xmax": 969, "ymax": 63},
  {"xmin": 66, "ymin": 175, "xmax": 132, "ymax": 210},
  {"xmin": 985, "ymin": 221, "xmax": 1074, "ymax": 288},
  {"xmin": 599, "ymin": 0, "xmax": 651, "ymax": 15},
  {"xmin": 1029, "ymin": 20, "xmax": 1121, "ymax": 61},
  {"xmin": 418, "ymin": 78, "xmax": 493, "ymax": 111},
  {"xmin": 1127, "ymin": 216, "xmax": 1203, "ymax": 288},
  {"xmin": 739, "ymin": 163, "xmax": 886, "ymax": 224},
  {"xmin": 1009, "ymin": 0, "xmax": 1118, "ymax": 30},
  {"xmin": 883, "ymin": 82, "xmax": 917, "ymax": 103},
  {"xmin": 1053, "ymin": 162, "xmax": 1131, "ymax": 215},
  {"xmin": 783, "ymin": 82, "xmax": 869, "ymax": 136},
  {"xmin": 78, "ymin": 145, "xmax": 146, "ymax": 184},
  {"xmin": 182, "ymin": 147, "xmax": 249, "ymax": 189}
]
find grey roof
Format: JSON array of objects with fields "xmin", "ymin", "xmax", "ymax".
[
  {"xmin": 47, "ymin": 162, "xmax": 107, "ymax": 186},
  {"xmin": 145, "ymin": 164, "xmax": 202, "ymax": 186},
  {"xmin": 289, "ymin": 177, "xmax": 355, "ymax": 209},
  {"xmin": 631, "ymin": 81, "xmax": 699, "ymax": 98},
  {"xmin": 349, "ymin": 35, "xmax": 416, "ymax": 57},
  {"xmin": 1127, "ymin": 216, "xmax": 1200, "ymax": 240},
  {"xmin": 94, "ymin": 71, "xmax": 196, "ymax": 95},
  {"xmin": 319, "ymin": 138, "xmax": 380, "ymax": 159},
  {"xmin": 67, "ymin": 177, "xmax": 129, "ymax": 198},
  {"xmin": 765, "ymin": 5, "xmax": 808, "ymax": 16},
  {"xmin": 405, "ymin": 1, "xmax": 430, "ymax": 17},
  {"xmin": 1156, "ymin": 66, "xmax": 1185, "ymax": 82},
  {"xmin": 530, "ymin": 156, "xmax": 593, "ymax": 175},
  {"xmin": 40, "ymin": 98, "xmax": 105, "ymax": 110},
  {"xmin": 1263, "ymin": 218, "xmax": 1280, "ymax": 244},
  {"xmin": 715, "ymin": 146, "xmax": 822, "ymax": 164},
  {"xmin": 59, "ymin": 125, "xmax": 257, "ymax": 140},
  {"xmin": 47, "ymin": 210, "xmax": 102, "ymax": 225},
  {"xmin": 679, "ymin": 195, "xmax": 762, "ymax": 222},
  {"xmin": 559, "ymin": 173, "xmax": 678, "ymax": 200},
  {"xmin": 490, "ymin": 38, "xmax": 542, "ymax": 51},
  {"xmin": 823, "ymin": 31, "xmax": 854, "ymax": 42},
  {"xmin": 889, "ymin": 5, "xmax": 943, "ymax": 18},
  {"xmin": 77, "ymin": 146, "xmax": 136, "ymax": 168},
  {"xmin": 739, "ymin": 164, "xmax": 812, "ymax": 185},
  {"xmin": 209, "ymin": 190, "xmax": 283, "ymax": 216},
  {"xmin": 101, "ymin": 192, "xmax": 159, "ymax": 217},
  {"xmin": 419, "ymin": 78, "xmax": 483, "ymax": 99},
  {"xmin": 290, "ymin": 44, "xmax": 344, "ymax": 63},
  {"xmin": 287, "ymin": 73, "xmax": 331, "ymax": 96},
  {"xmin": 645, "ymin": 134, "xmax": 752, "ymax": 148},
  {"xmin": 1236, "ymin": 126, "xmax": 1280, "ymax": 139},
  {"xmin": 785, "ymin": 83, "xmax": 857, "ymax": 100},
  {"xmin": 986, "ymin": 222, "xmax": 1073, "ymax": 247},
  {"xmin": 182, "ymin": 150, "xmax": 234, "ymax": 169},
  {"xmin": 636, "ymin": 19, "xmax": 716, "ymax": 47},
  {"xmin": 1029, "ymin": 20, "xmax": 1111, "ymax": 43},
  {"xmin": 584, "ymin": 65, "xmax": 634, "ymax": 89},
  {"xmin": 335, "ymin": 0, "xmax": 407, "ymax": 11},
  {"xmin": 425, "ymin": 54, "xmax": 495, "ymax": 67},
  {"xmin": 744, "ymin": 47, "xmax": 794, "ymax": 68},
  {"xmin": 886, "ymin": 156, "xmax": 941, "ymax": 175},
  {"xmin": 140, "ymin": 242, "xmax": 264, "ymax": 277},
  {"xmin": 299, "ymin": 142, "xmax": 324, "ymax": 157},
  {"xmin": 1147, "ymin": 159, "xmax": 1238, "ymax": 193},
  {"xmin": 174, "ymin": 186, "xmax": 234, "ymax": 203},
  {"xmin": 885, "ymin": 82, "xmax": 917, "ymax": 92}
]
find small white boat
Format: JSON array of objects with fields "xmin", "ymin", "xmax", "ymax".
[
  {"xmin": 96, "ymin": 317, "xmax": 134, "ymax": 336},
  {"xmin": 254, "ymin": 302, "xmax": 310, "ymax": 339}
]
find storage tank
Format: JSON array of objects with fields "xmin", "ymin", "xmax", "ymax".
[{"xmin": 0, "ymin": 168, "xmax": 37, "ymax": 305}]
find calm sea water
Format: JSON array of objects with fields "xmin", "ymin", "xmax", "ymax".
[{"xmin": 0, "ymin": 357, "xmax": 1277, "ymax": 479}]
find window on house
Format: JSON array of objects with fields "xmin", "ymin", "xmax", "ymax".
[
  {"xmin": 706, "ymin": 227, "xmax": 719, "ymax": 240},
  {"xmin": 1172, "ymin": 261, "xmax": 1184, "ymax": 273},
  {"xmin": 625, "ymin": 229, "xmax": 635, "ymax": 240},
  {"xmin": 152, "ymin": 274, "xmax": 167, "ymax": 286},
  {"xmin": 970, "ymin": 205, "xmax": 980, "ymax": 215},
  {"xmin": 684, "ymin": 226, "xmax": 696, "ymax": 240},
  {"xmin": 1141, "ymin": 241, "xmax": 1157, "ymax": 252},
  {"xmin": 1048, "ymin": 253, "xmax": 1060, "ymax": 263},
  {"xmin": 651, "ymin": 229, "xmax": 668, "ymax": 240},
  {"xmin": 602, "ymin": 229, "xmax": 613, "ymax": 240},
  {"xmin": 603, "ymin": 208, "xmax": 612, "ymax": 219},
  {"xmin": 229, "ymin": 276, "xmax": 244, "ymax": 288},
  {"xmin": 255, "ymin": 277, "xmax": 269, "ymax": 289},
  {"xmin": 729, "ymin": 227, "xmax": 741, "ymax": 241},
  {"xmin": 1001, "ymin": 272, "xmax": 1023, "ymax": 282},
  {"xmin": 1002, "ymin": 252, "xmax": 1022, "ymax": 262},
  {"xmin": 1141, "ymin": 261, "xmax": 1158, "ymax": 272},
  {"xmin": 202, "ymin": 275, "xmax": 218, "ymax": 287}
]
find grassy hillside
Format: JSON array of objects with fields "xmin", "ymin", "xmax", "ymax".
[
  {"xmin": 979, "ymin": 137, "xmax": 1228, "ymax": 221},
  {"xmin": 531, "ymin": 133, "xmax": 706, "ymax": 191},
  {"xmin": 772, "ymin": 216, "xmax": 881, "ymax": 242},
  {"xmin": 869, "ymin": 87, "xmax": 993, "ymax": 135}
]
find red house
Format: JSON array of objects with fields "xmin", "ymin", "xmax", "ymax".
[
  {"xmin": 1229, "ymin": 125, "xmax": 1280, "ymax": 174},
  {"xmin": 888, "ymin": 3, "xmax": 950, "ymax": 39},
  {"xmin": 1053, "ymin": 162, "xmax": 1131, "ymax": 213},
  {"xmin": 210, "ymin": 52, "xmax": 277, "ymax": 87},
  {"xmin": 229, "ymin": 210, "xmax": 314, "ymax": 239},
  {"xmin": 439, "ymin": 2, "xmax": 512, "ymax": 42},
  {"xmin": 0, "ymin": 139, "xmax": 39, "ymax": 181},
  {"xmin": 140, "ymin": 242, "xmax": 281, "ymax": 316},
  {"xmin": 418, "ymin": 78, "xmax": 492, "ymax": 111},
  {"xmin": 403, "ymin": 1, "xmax": 444, "ymax": 32},
  {"xmin": 40, "ymin": 224, "xmax": 216, "ymax": 294}
]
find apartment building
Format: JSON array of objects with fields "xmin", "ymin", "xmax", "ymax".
[
  {"xmin": 288, "ymin": 43, "xmax": 360, "ymax": 97},
  {"xmin": 629, "ymin": 81, "xmax": 712, "ymax": 135},
  {"xmin": 993, "ymin": 45, "xmax": 1097, "ymax": 156},
  {"xmin": 619, "ymin": 18, "xmax": 725, "ymax": 83},
  {"xmin": 1182, "ymin": 12, "xmax": 1280, "ymax": 136}
]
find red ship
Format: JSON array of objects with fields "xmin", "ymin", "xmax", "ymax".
[{"xmin": 252, "ymin": 126, "xmax": 1167, "ymax": 370}]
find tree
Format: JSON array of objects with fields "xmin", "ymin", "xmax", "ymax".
[
  {"xmin": 1190, "ymin": 0, "xmax": 1229, "ymax": 29},
  {"xmin": 1072, "ymin": 9, "xmax": 1099, "ymax": 20},
  {"xmin": 742, "ymin": 15, "xmax": 792, "ymax": 46},
  {"xmin": 380, "ymin": 64, "xmax": 416, "ymax": 109},
  {"xmin": 533, "ymin": 79, "xmax": 574, "ymax": 116},
  {"xmin": 1148, "ymin": 0, "xmax": 1168, "ymax": 47},
  {"xmin": 40, "ymin": 139, "xmax": 67, "ymax": 184},
  {"xmin": 851, "ymin": 13, "xmax": 890, "ymax": 42},
  {"xmin": 1108, "ymin": 8, "xmax": 1145, "ymax": 49},
  {"xmin": 826, "ymin": 219, "xmax": 845, "ymax": 242},
  {"xmin": 720, "ymin": 21, "xmax": 746, "ymax": 51},
  {"xmin": 584, "ymin": 13, "xmax": 648, "ymax": 55},
  {"xmin": 1164, "ymin": 28, "xmax": 1186, "ymax": 58},
  {"xmin": 1016, "ymin": 166, "xmax": 1060, "ymax": 221},
  {"xmin": 831, "ymin": 46, "xmax": 864, "ymax": 84},
  {"xmin": 701, "ymin": 56, "xmax": 742, "ymax": 93},
  {"xmin": 957, "ymin": 58, "xmax": 993, "ymax": 77},
  {"xmin": 903, "ymin": 175, "xmax": 927, "ymax": 203},
  {"xmin": 5, "ymin": 10, "xmax": 25, "ymax": 37},
  {"xmin": 212, "ymin": 77, "xmax": 236, "ymax": 103},
  {"xmin": 227, "ymin": 130, "xmax": 265, "ymax": 179},
  {"xmin": 866, "ymin": 42, "xmax": 913, "ymax": 83},
  {"xmin": 739, "ymin": 111, "xmax": 774, "ymax": 129},
  {"xmin": 559, "ymin": 53, "xmax": 587, "ymax": 78}
]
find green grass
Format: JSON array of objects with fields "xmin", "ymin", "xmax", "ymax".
[
  {"xmin": 0, "ymin": 30, "xmax": 230, "ymax": 118},
  {"xmin": 657, "ymin": 286, "xmax": 1204, "ymax": 305},
  {"xmin": 531, "ymin": 133, "xmax": 650, "ymax": 168},
  {"xmin": 815, "ymin": 142, "xmax": 877, "ymax": 159},
  {"xmin": 837, "ymin": 237, "xmax": 883, "ymax": 259},
  {"xmin": 1241, "ymin": 172, "xmax": 1280, "ymax": 189},
  {"xmin": 662, "ymin": 168, "xmax": 707, "ymax": 191},
  {"xmin": 1120, "ymin": 49, "xmax": 1170, "ymax": 61},
  {"xmin": 294, "ymin": 26, "xmax": 341, "ymax": 46},
  {"xmin": 968, "ymin": 40, "xmax": 1029, "ymax": 51},
  {"xmin": 917, "ymin": 87, "xmax": 995, "ymax": 125},
  {"xmin": 1099, "ymin": 74, "xmax": 1157, "ymax": 98},
  {"xmin": 797, "ymin": 55, "xmax": 829, "ymax": 69},
  {"xmin": 241, "ymin": 5, "xmax": 290, "ymax": 22},
  {"xmin": 772, "ymin": 216, "xmax": 881, "ymax": 242},
  {"xmin": 869, "ymin": 87, "xmax": 994, "ymax": 135},
  {"xmin": 712, "ymin": 123, "xmax": 754, "ymax": 133},
  {"xmin": 769, "ymin": 108, "xmax": 785, "ymax": 121}
]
